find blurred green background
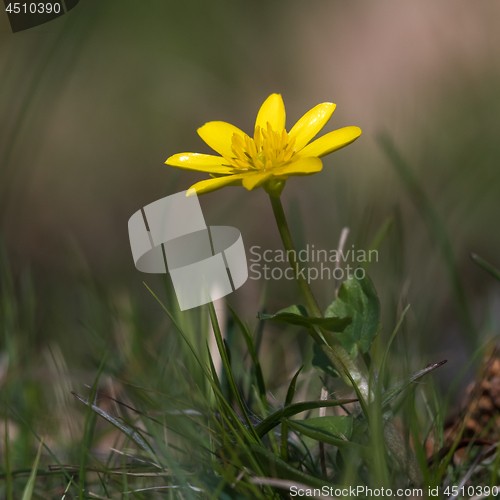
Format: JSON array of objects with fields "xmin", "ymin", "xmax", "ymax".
[{"xmin": 1, "ymin": 0, "xmax": 500, "ymax": 472}]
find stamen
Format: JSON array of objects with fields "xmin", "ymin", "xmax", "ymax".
[
  {"xmin": 227, "ymin": 123, "xmax": 297, "ymax": 173},
  {"xmin": 281, "ymin": 129, "xmax": 288, "ymax": 149},
  {"xmin": 254, "ymin": 126, "xmax": 262, "ymax": 149}
]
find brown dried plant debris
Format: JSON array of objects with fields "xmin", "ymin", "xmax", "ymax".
[{"xmin": 445, "ymin": 347, "xmax": 500, "ymax": 445}]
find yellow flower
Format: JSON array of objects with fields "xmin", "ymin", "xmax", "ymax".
[{"xmin": 165, "ymin": 94, "xmax": 361, "ymax": 197}]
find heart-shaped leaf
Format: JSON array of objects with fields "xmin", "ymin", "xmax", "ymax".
[
  {"xmin": 258, "ymin": 305, "xmax": 351, "ymax": 332},
  {"xmin": 325, "ymin": 273, "xmax": 380, "ymax": 357}
]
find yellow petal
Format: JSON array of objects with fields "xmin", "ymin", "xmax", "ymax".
[
  {"xmin": 188, "ymin": 174, "xmax": 244, "ymax": 196},
  {"xmin": 296, "ymin": 126, "xmax": 362, "ymax": 158},
  {"xmin": 166, "ymin": 153, "xmax": 233, "ymax": 174},
  {"xmin": 241, "ymin": 171, "xmax": 273, "ymax": 191},
  {"xmin": 273, "ymin": 157, "xmax": 323, "ymax": 177},
  {"xmin": 197, "ymin": 121, "xmax": 246, "ymax": 157},
  {"xmin": 255, "ymin": 94, "xmax": 286, "ymax": 132},
  {"xmin": 288, "ymin": 103, "xmax": 336, "ymax": 152}
]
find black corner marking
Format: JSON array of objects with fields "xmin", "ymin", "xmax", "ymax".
[{"xmin": 4, "ymin": 0, "xmax": 79, "ymax": 33}]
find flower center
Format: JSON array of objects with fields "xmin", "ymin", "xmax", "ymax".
[{"xmin": 224, "ymin": 123, "xmax": 296, "ymax": 172}]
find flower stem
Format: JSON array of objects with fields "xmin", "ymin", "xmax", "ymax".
[
  {"xmin": 269, "ymin": 194, "xmax": 364, "ymax": 386},
  {"xmin": 269, "ymin": 194, "xmax": 322, "ymax": 317},
  {"xmin": 268, "ymin": 193, "xmax": 423, "ymax": 486}
]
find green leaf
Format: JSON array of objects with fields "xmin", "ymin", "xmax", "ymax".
[
  {"xmin": 255, "ymin": 398, "xmax": 356, "ymax": 438},
  {"xmin": 258, "ymin": 305, "xmax": 351, "ymax": 332},
  {"xmin": 312, "ymin": 342, "xmax": 339, "ymax": 377},
  {"xmin": 286, "ymin": 416, "xmax": 362, "ymax": 450},
  {"xmin": 325, "ymin": 273, "xmax": 380, "ymax": 357},
  {"xmin": 21, "ymin": 438, "xmax": 44, "ymax": 500}
]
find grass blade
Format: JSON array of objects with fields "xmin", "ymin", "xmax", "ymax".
[
  {"xmin": 4, "ymin": 411, "xmax": 13, "ymax": 500},
  {"xmin": 72, "ymin": 391, "xmax": 157, "ymax": 460},
  {"xmin": 471, "ymin": 253, "xmax": 500, "ymax": 283},
  {"xmin": 207, "ymin": 300, "xmax": 260, "ymax": 442},
  {"xmin": 285, "ymin": 364, "xmax": 304, "ymax": 407},
  {"xmin": 281, "ymin": 364, "xmax": 304, "ymax": 461},
  {"xmin": 9, "ymin": 407, "xmax": 76, "ymax": 489},
  {"xmin": 79, "ymin": 351, "xmax": 108, "ymax": 500},
  {"xmin": 144, "ymin": 283, "xmax": 270, "ymax": 483},
  {"xmin": 21, "ymin": 438, "xmax": 44, "ymax": 500},
  {"xmin": 382, "ymin": 360, "xmax": 448, "ymax": 409},
  {"xmin": 361, "ymin": 216, "xmax": 394, "ymax": 271},
  {"xmin": 228, "ymin": 304, "xmax": 267, "ymax": 406}
]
